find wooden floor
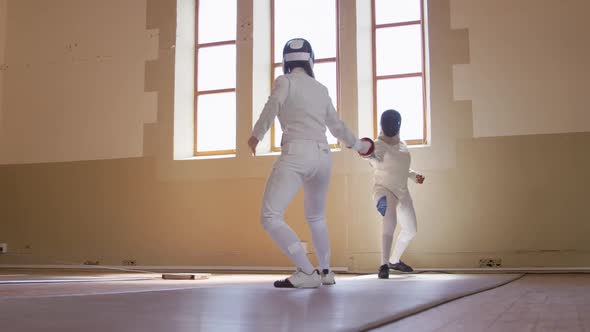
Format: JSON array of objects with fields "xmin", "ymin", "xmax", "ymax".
[
  {"xmin": 0, "ymin": 270, "xmax": 588, "ymax": 331},
  {"xmin": 376, "ymin": 273, "xmax": 590, "ymax": 332}
]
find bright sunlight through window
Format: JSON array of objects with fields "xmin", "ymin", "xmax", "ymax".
[
  {"xmin": 271, "ymin": 0, "xmax": 339, "ymax": 151},
  {"xmin": 195, "ymin": 0, "xmax": 237, "ymax": 155},
  {"xmin": 373, "ymin": 0, "xmax": 427, "ymax": 144}
]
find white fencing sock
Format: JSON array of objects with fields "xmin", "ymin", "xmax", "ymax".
[
  {"xmin": 308, "ymin": 220, "xmax": 330, "ymax": 270},
  {"xmin": 382, "ymin": 235, "xmax": 394, "ymax": 265},
  {"xmin": 265, "ymin": 222, "xmax": 315, "ymax": 274},
  {"xmin": 390, "ymin": 229, "xmax": 416, "ymax": 263}
]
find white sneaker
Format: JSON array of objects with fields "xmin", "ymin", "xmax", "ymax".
[
  {"xmin": 321, "ymin": 269, "xmax": 336, "ymax": 285},
  {"xmin": 274, "ymin": 268, "xmax": 321, "ymax": 288}
]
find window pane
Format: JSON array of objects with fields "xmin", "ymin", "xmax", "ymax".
[
  {"xmin": 275, "ymin": 63, "xmax": 338, "ymax": 106},
  {"xmin": 313, "ymin": 63, "xmax": 338, "ymax": 144},
  {"xmin": 376, "ymin": 77, "xmax": 424, "ymax": 141},
  {"xmin": 274, "ymin": 0, "xmax": 336, "ymax": 63},
  {"xmin": 375, "ymin": 0, "xmax": 421, "ymax": 25},
  {"xmin": 273, "ymin": 117, "xmax": 282, "ymax": 149},
  {"xmin": 273, "ymin": 66, "xmax": 282, "ymax": 79},
  {"xmin": 314, "ymin": 62, "xmax": 337, "ymax": 108},
  {"xmin": 198, "ymin": 0, "xmax": 236, "ymax": 43},
  {"xmin": 272, "ymin": 63, "xmax": 338, "ymax": 147},
  {"xmin": 376, "ymin": 25, "xmax": 422, "ymax": 76},
  {"xmin": 197, "ymin": 92, "xmax": 236, "ymax": 152},
  {"xmin": 273, "ymin": 67, "xmax": 282, "ymax": 148},
  {"xmin": 198, "ymin": 45, "xmax": 236, "ymax": 91}
]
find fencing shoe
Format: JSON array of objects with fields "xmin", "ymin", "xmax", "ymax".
[
  {"xmin": 274, "ymin": 268, "xmax": 321, "ymax": 288},
  {"xmin": 321, "ymin": 269, "xmax": 336, "ymax": 285},
  {"xmin": 378, "ymin": 264, "xmax": 389, "ymax": 279},
  {"xmin": 388, "ymin": 261, "xmax": 414, "ymax": 273}
]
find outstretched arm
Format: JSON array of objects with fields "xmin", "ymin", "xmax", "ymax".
[
  {"xmin": 324, "ymin": 99, "xmax": 377, "ymax": 156},
  {"xmin": 325, "ymin": 100, "xmax": 360, "ymax": 149}
]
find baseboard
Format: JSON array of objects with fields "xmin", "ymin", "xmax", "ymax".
[
  {"xmin": 344, "ymin": 266, "xmax": 590, "ymax": 274},
  {"xmin": 413, "ymin": 267, "xmax": 590, "ymax": 273},
  {"xmin": 0, "ymin": 264, "xmax": 349, "ymax": 272},
  {"xmin": 3, "ymin": 264, "xmax": 590, "ymax": 274}
]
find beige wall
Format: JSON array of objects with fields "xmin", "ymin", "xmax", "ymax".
[
  {"xmin": 452, "ymin": 0, "xmax": 590, "ymax": 137},
  {"xmin": 0, "ymin": 0, "xmax": 158, "ymax": 165},
  {"xmin": 0, "ymin": 0, "xmax": 588, "ymax": 271},
  {"xmin": 0, "ymin": 0, "xmax": 9, "ymax": 243},
  {"xmin": 0, "ymin": 0, "xmax": 6, "ymax": 132}
]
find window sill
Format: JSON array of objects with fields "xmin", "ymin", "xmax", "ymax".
[
  {"xmin": 257, "ymin": 147, "xmax": 343, "ymax": 156},
  {"xmin": 408, "ymin": 143, "xmax": 431, "ymax": 149},
  {"xmin": 180, "ymin": 154, "xmax": 237, "ymax": 161},
  {"xmin": 175, "ymin": 147, "xmax": 345, "ymax": 160}
]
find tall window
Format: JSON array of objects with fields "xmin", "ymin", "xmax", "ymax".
[
  {"xmin": 271, "ymin": 0, "xmax": 339, "ymax": 151},
  {"xmin": 195, "ymin": 0, "xmax": 237, "ymax": 155},
  {"xmin": 372, "ymin": 0, "xmax": 427, "ymax": 144}
]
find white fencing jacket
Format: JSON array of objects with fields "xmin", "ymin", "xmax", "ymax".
[
  {"xmin": 252, "ymin": 68, "xmax": 360, "ymax": 149},
  {"xmin": 369, "ymin": 133, "xmax": 419, "ymax": 200}
]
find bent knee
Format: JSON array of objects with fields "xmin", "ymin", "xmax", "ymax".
[
  {"xmin": 260, "ymin": 212, "xmax": 283, "ymax": 231},
  {"xmin": 305, "ymin": 214, "xmax": 325, "ymax": 224}
]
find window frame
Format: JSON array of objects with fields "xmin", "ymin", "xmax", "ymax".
[
  {"xmin": 269, "ymin": 0, "xmax": 341, "ymax": 152},
  {"xmin": 371, "ymin": 0, "xmax": 427, "ymax": 144},
  {"xmin": 194, "ymin": 1, "xmax": 237, "ymax": 156}
]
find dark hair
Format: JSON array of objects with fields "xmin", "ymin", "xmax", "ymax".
[{"xmin": 284, "ymin": 61, "xmax": 315, "ymax": 78}]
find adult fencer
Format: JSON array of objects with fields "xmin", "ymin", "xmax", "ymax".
[{"xmin": 248, "ymin": 38, "xmax": 373, "ymax": 288}]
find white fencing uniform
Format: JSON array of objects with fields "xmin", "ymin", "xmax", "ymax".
[
  {"xmin": 369, "ymin": 133, "xmax": 419, "ymax": 265},
  {"xmin": 252, "ymin": 67, "xmax": 362, "ymax": 273}
]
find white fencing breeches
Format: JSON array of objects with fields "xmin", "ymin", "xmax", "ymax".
[
  {"xmin": 379, "ymin": 190, "xmax": 417, "ymax": 265},
  {"xmin": 260, "ymin": 141, "xmax": 332, "ymax": 273}
]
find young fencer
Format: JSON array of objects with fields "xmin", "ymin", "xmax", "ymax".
[{"xmin": 361, "ymin": 109, "xmax": 425, "ymax": 279}]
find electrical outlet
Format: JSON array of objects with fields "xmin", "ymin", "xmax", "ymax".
[
  {"xmin": 122, "ymin": 260, "xmax": 137, "ymax": 266},
  {"xmin": 479, "ymin": 258, "xmax": 502, "ymax": 268},
  {"xmin": 23, "ymin": 244, "xmax": 32, "ymax": 254},
  {"xmin": 0, "ymin": 243, "xmax": 7, "ymax": 254}
]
